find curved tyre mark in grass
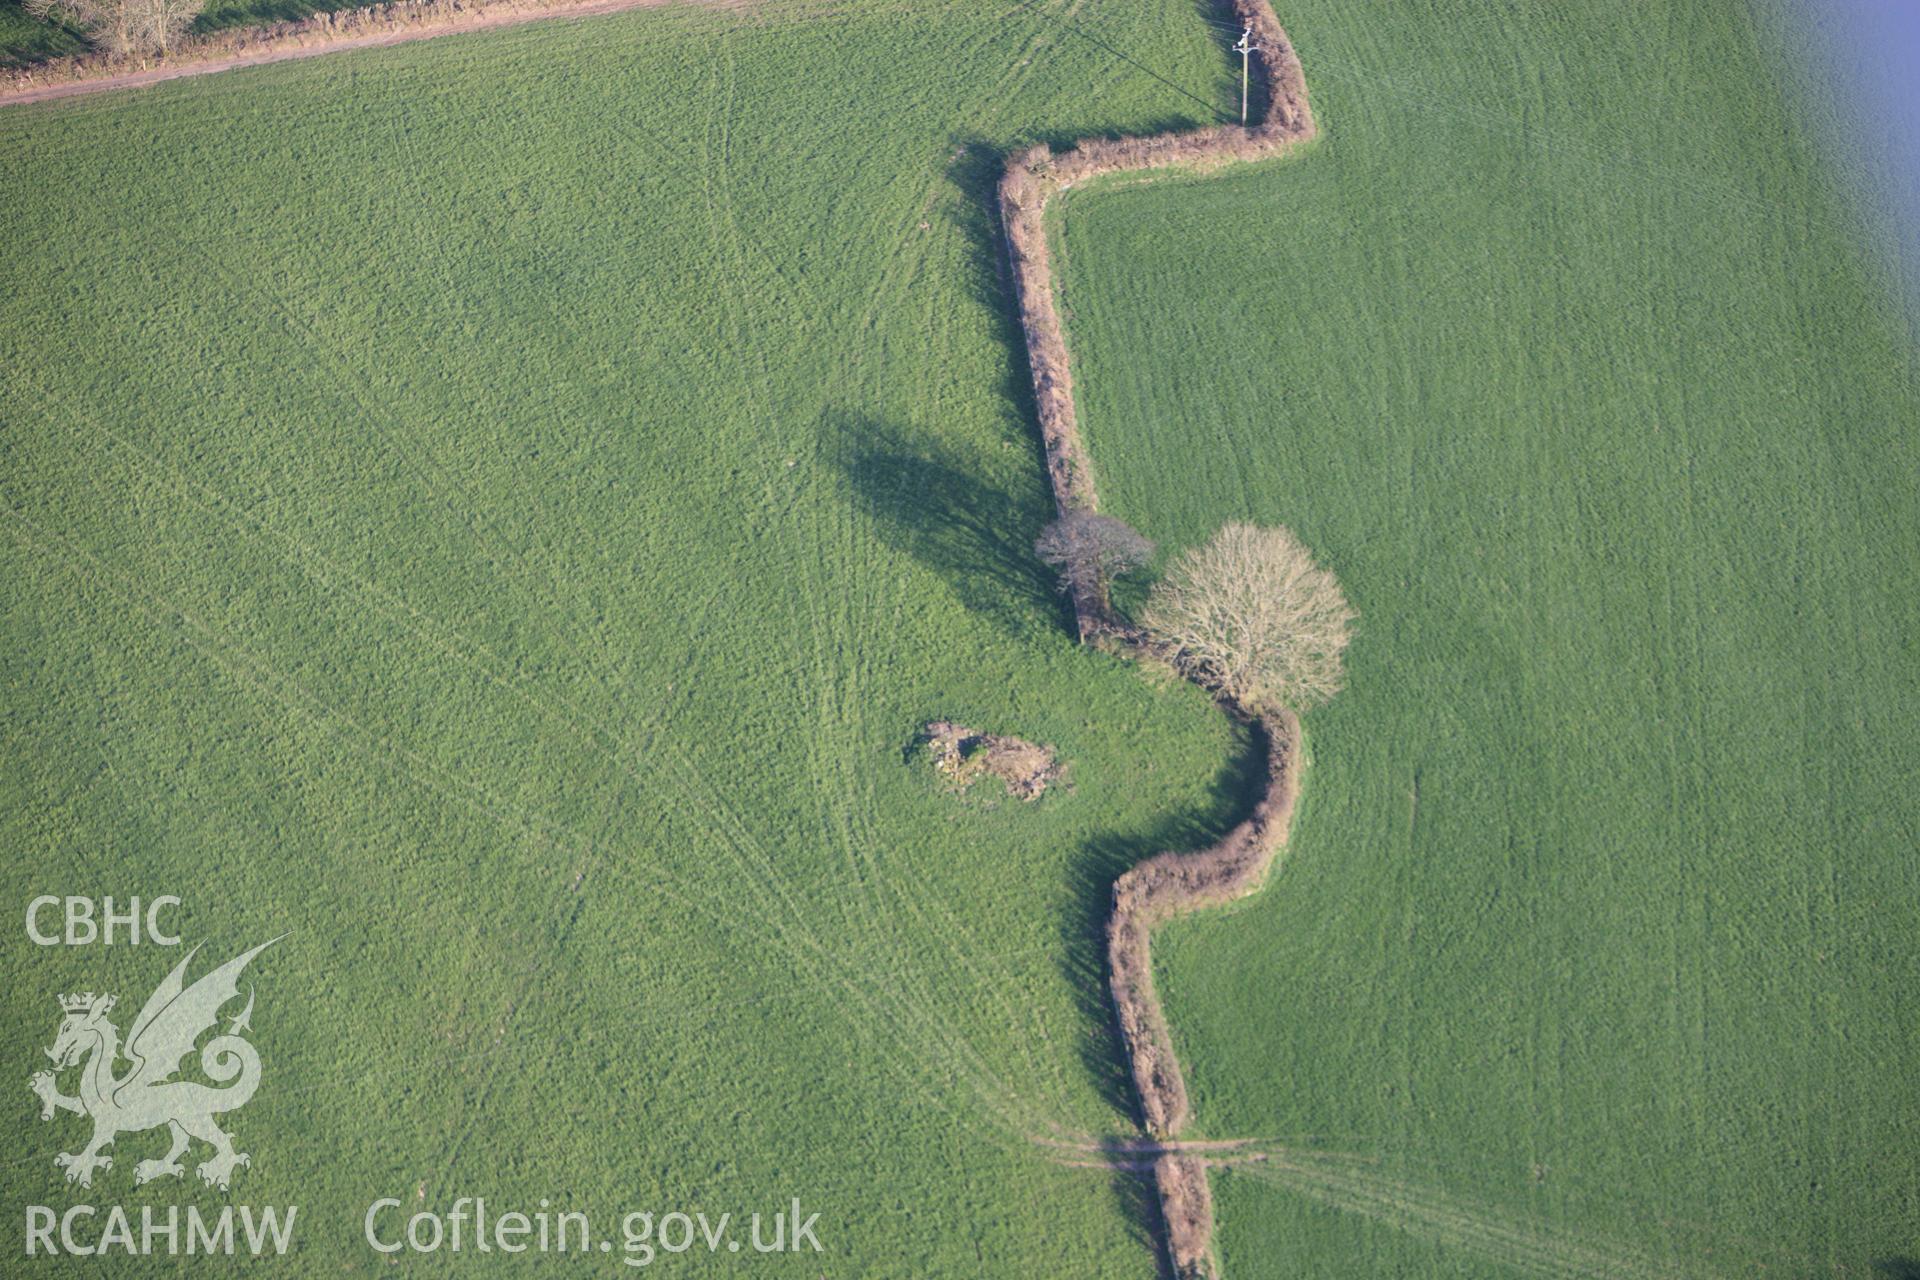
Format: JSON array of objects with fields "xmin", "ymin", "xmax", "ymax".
[{"xmin": 994, "ymin": 3, "xmax": 1316, "ymax": 1274}]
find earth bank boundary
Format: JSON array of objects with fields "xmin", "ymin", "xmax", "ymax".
[{"xmin": 995, "ymin": 3, "xmax": 1316, "ymax": 1275}]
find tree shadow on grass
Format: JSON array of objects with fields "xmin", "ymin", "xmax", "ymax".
[{"xmin": 834, "ymin": 412, "xmax": 1070, "ymax": 642}]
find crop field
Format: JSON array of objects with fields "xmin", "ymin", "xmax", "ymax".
[
  {"xmin": 0, "ymin": 2, "xmax": 1271, "ymax": 1273},
  {"xmin": 1057, "ymin": 0, "xmax": 1920, "ymax": 1276}
]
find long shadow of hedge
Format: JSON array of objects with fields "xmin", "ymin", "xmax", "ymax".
[
  {"xmin": 1066, "ymin": 721, "xmax": 1264, "ymax": 1280},
  {"xmin": 1060, "ymin": 717, "xmax": 1265, "ymax": 1124}
]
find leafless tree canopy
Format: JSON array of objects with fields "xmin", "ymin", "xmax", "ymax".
[
  {"xmin": 1034, "ymin": 511, "xmax": 1155, "ymax": 603},
  {"xmin": 27, "ymin": 0, "xmax": 204, "ymax": 54},
  {"xmin": 134, "ymin": 0, "xmax": 205, "ymax": 52},
  {"xmin": 1143, "ymin": 522, "xmax": 1354, "ymax": 711}
]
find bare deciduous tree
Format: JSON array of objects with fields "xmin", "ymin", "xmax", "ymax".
[
  {"xmin": 48, "ymin": 0, "xmax": 117, "ymax": 52},
  {"xmin": 1034, "ymin": 511, "xmax": 1155, "ymax": 608},
  {"xmin": 1143, "ymin": 522, "xmax": 1354, "ymax": 711},
  {"xmin": 131, "ymin": 0, "xmax": 205, "ymax": 53}
]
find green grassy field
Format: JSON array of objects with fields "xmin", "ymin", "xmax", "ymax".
[
  {"xmin": 0, "ymin": 3, "xmax": 1259, "ymax": 1273},
  {"xmin": 7, "ymin": 0, "xmax": 1918, "ymax": 1275},
  {"xmin": 1056, "ymin": 1, "xmax": 1920, "ymax": 1276}
]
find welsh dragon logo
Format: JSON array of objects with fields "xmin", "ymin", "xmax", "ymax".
[{"xmin": 29, "ymin": 939, "xmax": 278, "ymax": 1191}]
